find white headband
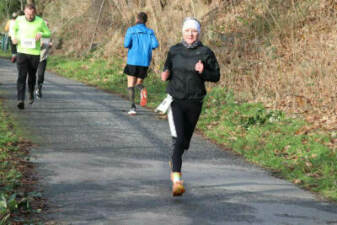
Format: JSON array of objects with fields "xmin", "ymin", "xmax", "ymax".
[{"xmin": 182, "ymin": 18, "xmax": 201, "ymax": 33}]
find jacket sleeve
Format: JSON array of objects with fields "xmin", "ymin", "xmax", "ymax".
[
  {"xmin": 163, "ymin": 49, "xmax": 173, "ymax": 80},
  {"xmin": 40, "ymin": 20, "xmax": 51, "ymax": 38},
  {"xmin": 151, "ymin": 30, "xmax": 159, "ymax": 49},
  {"xmin": 201, "ymin": 49, "xmax": 220, "ymax": 82},
  {"xmin": 124, "ymin": 28, "xmax": 132, "ymax": 48}
]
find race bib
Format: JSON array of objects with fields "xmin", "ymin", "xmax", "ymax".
[{"xmin": 21, "ymin": 38, "xmax": 36, "ymax": 49}]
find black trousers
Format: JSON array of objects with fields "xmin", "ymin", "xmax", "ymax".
[
  {"xmin": 169, "ymin": 99, "xmax": 203, "ymax": 172},
  {"xmin": 9, "ymin": 37, "xmax": 17, "ymax": 55},
  {"xmin": 16, "ymin": 53, "xmax": 40, "ymax": 101},
  {"xmin": 37, "ymin": 59, "xmax": 47, "ymax": 87}
]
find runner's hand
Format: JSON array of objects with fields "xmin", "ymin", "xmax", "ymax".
[
  {"xmin": 161, "ymin": 70, "xmax": 170, "ymax": 81},
  {"xmin": 195, "ymin": 60, "xmax": 204, "ymax": 74},
  {"xmin": 35, "ymin": 32, "xmax": 42, "ymax": 41},
  {"xmin": 11, "ymin": 37, "xmax": 18, "ymax": 44}
]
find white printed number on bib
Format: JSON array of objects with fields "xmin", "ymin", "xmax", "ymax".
[{"xmin": 21, "ymin": 38, "xmax": 36, "ymax": 49}]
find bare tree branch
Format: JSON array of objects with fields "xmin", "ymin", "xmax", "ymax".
[{"xmin": 88, "ymin": 0, "xmax": 106, "ymax": 54}]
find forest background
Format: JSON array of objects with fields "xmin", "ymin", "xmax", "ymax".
[{"xmin": 2, "ymin": 0, "xmax": 335, "ymax": 130}]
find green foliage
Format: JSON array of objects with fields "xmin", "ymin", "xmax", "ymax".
[
  {"xmin": 0, "ymin": 48, "xmax": 11, "ymax": 57},
  {"xmin": 199, "ymin": 87, "xmax": 337, "ymax": 200},
  {"xmin": 0, "ymin": 0, "xmax": 21, "ymax": 21},
  {"xmin": 0, "ymin": 193, "xmax": 18, "ymax": 224},
  {"xmin": 241, "ymin": 108, "xmax": 283, "ymax": 129},
  {"xmin": 0, "ymin": 102, "xmax": 41, "ymax": 224},
  {"xmin": 0, "ymin": 191, "xmax": 41, "ymax": 225}
]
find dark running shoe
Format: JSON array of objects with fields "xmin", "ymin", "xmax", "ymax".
[{"xmin": 17, "ymin": 101, "xmax": 24, "ymax": 110}]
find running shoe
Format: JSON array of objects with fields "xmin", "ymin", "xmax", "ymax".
[
  {"xmin": 171, "ymin": 172, "xmax": 185, "ymax": 196},
  {"xmin": 172, "ymin": 181, "xmax": 185, "ymax": 196},
  {"xmin": 140, "ymin": 88, "xmax": 147, "ymax": 106},
  {"xmin": 17, "ymin": 101, "xmax": 24, "ymax": 110},
  {"xmin": 128, "ymin": 107, "xmax": 137, "ymax": 116}
]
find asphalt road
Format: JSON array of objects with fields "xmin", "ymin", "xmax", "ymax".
[{"xmin": 1, "ymin": 58, "xmax": 337, "ymax": 225}]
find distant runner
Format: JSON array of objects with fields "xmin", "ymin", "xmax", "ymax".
[
  {"xmin": 4, "ymin": 12, "xmax": 18, "ymax": 63},
  {"xmin": 12, "ymin": 4, "xmax": 51, "ymax": 109},
  {"xmin": 161, "ymin": 17, "xmax": 220, "ymax": 196},
  {"xmin": 123, "ymin": 12, "xmax": 159, "ymax": 115},
  {"xmin": 36, "ymin": 21, "xmax": 52, "ymax": 99}
]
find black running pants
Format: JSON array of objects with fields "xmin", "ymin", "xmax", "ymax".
[
  {"xmin": 169, "ymin": 99, "xmax": 203, "ymax": 172},
  {"xmin": 16, "ymin": 53, "xmax": 40, "ymax": 101},
  {"xmin": 37, "ymin": 59, "xmax": 47, "ymax": 87}
]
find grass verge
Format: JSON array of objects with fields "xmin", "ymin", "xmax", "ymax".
[
  {"xmin": 0, "ymin": 99, "xmax": 44, "ymax": 225},
  {"xmin": 47, "ymin": 55, "xmax": 337, "ymax": 201},
  {"xmin": 0, "ymin": 49, "xmax": 10, "ymax": 58},
  {"xmin": 199, "ymin": 88, "xmax": 337, "ymax": 200}
]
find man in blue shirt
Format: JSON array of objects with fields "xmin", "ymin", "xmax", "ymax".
[{"xmin": 123, "ymin": 12, "xmax": 159, "ymax": 115}]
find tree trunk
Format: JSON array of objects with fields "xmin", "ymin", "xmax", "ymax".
[
  {"xmin": 88, "ymin": 0, "xmax": 106, "ymax": 54},
  {"xmin": 5, "ymin": 0, "xmax": 10, "ymax": 18}
]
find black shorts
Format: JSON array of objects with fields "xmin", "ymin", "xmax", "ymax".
[{"xmin": 124, "ymin": 64, "xmax": 148, "ymax": 79}]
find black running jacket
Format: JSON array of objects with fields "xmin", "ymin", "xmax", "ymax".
[{"xmin": 163, "ymin": 42, "xmax": 220, "ymax": 101}]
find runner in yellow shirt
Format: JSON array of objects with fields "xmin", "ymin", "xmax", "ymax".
[{"xmin": 12, "ymin": 4, "xmax": 51, "ymax": 109}]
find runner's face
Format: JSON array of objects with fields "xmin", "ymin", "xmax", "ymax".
[
  {"xmin": 24, "ymin": 8, "xmax": 35, "ymax": 22},
  {"xmin": 183, "ymin": 28, "xmax": 199, "ymax": 45}
]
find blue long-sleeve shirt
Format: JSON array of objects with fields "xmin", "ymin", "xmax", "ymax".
[{"xmin": 124, "ymin": 23, "xmax": 159, "ymax": 67}]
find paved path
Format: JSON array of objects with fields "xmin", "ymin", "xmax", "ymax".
[{"xmin": 1, "ymin": 58, "xmax": 337, "ymax": 225}]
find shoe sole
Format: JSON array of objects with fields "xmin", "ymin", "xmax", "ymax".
[{"xmin": 172, "ymin": 183, "xmax": 185, "ymax": 196}]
